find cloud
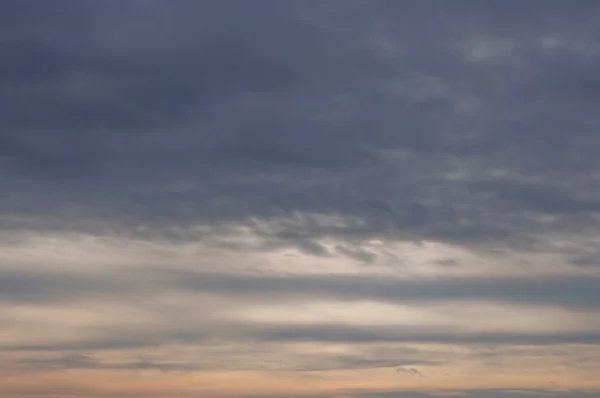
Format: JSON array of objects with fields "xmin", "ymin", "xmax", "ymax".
[
  {"xmin": 3, "ymin": 1, "xmax": 600, "ymax": 396},
  {"xmin": 0, "ymin": 0, "xmax": 599, "ymax": 252},
  {"xmin": 3, "ymin": 266, "xmax": 600, "ymax": 316},
  {"xmin": 251, "ymin": 325, "xmax": 600, "ymax": 346},
  {"xmin": 396, "ymin": 367, "xmax": 425, "ymax": 377}
]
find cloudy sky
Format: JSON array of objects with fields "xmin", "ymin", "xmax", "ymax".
[{"xmin": 2, "ymin": 1, "xmax": 600, "ymax": 397}]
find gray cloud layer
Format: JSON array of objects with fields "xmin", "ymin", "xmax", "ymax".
[
  {"xmin": 5, "ymin": 269, "xmax": 600, "ymax": 309},
  {"xmin": 3, "ymin": 1, "xmax": 600, "ymax": 388},
  {"xmin": 2, "ymin": 0, "xmax": 600, "ymax": 249}
]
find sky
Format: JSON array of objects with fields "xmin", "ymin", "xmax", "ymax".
[{"xmin": 1, "ymin": 1, "xmax": 600, "ymax": 397}]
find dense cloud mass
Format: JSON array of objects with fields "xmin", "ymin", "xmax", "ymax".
[{"xmin": 2, "ymin": 1, "xmax": 600, "ymax": 397}]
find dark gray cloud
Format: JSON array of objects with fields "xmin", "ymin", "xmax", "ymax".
[
  {"xmin": 7, "ymin": 352, "xmax": 439, "ymax": 373},
  {"xmin": 1, "ymin": 0, "xmax": 600, "ymax": 250},
  {"xmin": 158, "ymin": 271, "xmax": 600, "ymax": 310},
  {"xmin": 2, "ymin": 268, "xmax": 600, "ymax": 310},
  {"xmin": 8, "ymin": 323, "xmax": 600, "ymax": 353},
  {"xmin": 0, "ymin": 270, "xmax": 125, "ymax": 304},
  {"xmin": 9, "ymin": 353, "xmax": 200, "ymax": 372},
  {"xmin": 396, "ymin": 367, "xmax": 425, "ymax": 377},
  {"xmin": 254, "ymin": 325, "xmax": 600, "ymax": 346}
]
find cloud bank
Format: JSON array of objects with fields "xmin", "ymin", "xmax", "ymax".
[{"xmin": 2, "ymin": 1, "xmax": 600, "ymax": 397}]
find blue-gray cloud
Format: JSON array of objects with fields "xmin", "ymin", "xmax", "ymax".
[
  {"xmin": 2, "ymin": 0, "xmax": 600, "ymax": 250},
  {"xmin": 2, "ymin": 269, "xmax": 600, "ymax": 310}
]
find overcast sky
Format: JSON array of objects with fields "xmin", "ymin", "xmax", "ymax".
[{"xmin": 2, "ymin": 1, "xmax": 600, "ymax": 397}]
